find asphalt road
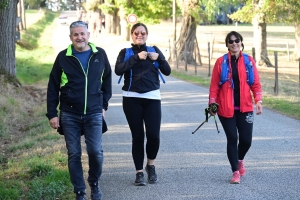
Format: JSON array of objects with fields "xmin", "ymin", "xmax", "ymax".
[{"xmin": 53, "ymin": 12, "xmax": 300, "ymax": 200}]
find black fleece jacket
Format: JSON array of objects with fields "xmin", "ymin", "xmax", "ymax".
[
  {"xmin": 46, "ymin": 43, "xmax": 112, "ymax": 120},
  {"xmin": 115, "ymin": 43, "xmax": 171, "ymax": 93}
]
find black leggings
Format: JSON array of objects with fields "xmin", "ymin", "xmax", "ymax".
[
  {"xmin": 218, "ymin": 111, "xmax": 253, "ymax": 172},
  {"xmin": 123, "ymin": 97, "xmax": 161, "ymax": 170}
]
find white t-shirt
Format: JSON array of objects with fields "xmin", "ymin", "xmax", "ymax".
[{"xmin": 122, "ymin": 89, "xmax": 161, "ymax": 100}]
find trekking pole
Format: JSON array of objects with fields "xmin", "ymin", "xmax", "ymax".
[
  {"xmin": 192, "ymin": 103, "xmax": 219, "ymax": 134},
  {"xmin": 192, "ymin": 115, "xmax": 212, "ymax": 134},
  {"xmin": 213, "ymin": 115, "xmax": 220, "ymax": 133}
]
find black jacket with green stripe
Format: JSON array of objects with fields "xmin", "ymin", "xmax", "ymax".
[{"xmin": 46, "ymin": 42, "xmax": 112, "ymax": 120}]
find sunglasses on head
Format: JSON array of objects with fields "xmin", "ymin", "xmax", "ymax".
[
  {"xmin": 133, "ymin": 31, "xmax": 146, "ymax": 36},
  {"xmin": 70, "ymin": 21, "xmax": 88, "ymax": 29},
  {"xmin": 228, "ymin": 39, "xmax": 240, "ymax": 44}
]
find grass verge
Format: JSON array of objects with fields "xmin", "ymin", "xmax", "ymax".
[{"xmin": 0, "ymin": 10, "xmax": 74, "ymax": 200}]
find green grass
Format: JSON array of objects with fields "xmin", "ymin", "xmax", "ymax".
[
  {"xmin": 16, "ymin": 10, "xmax": 59, "ymax": 84},
  {"xmin": 0, "ymin": 10, "xmax": 74, "ymax": 199}
]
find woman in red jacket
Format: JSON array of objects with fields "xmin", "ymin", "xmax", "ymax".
[{"xmin": 208, "ymin": 31, "xmax": 263, "ymax": 184}]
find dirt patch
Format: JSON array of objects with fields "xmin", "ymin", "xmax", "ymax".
[{"xmin": 0, "ymin": 76, "xmax": 47, "ymax": 159}]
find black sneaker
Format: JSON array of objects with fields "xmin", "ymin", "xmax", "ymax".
[
  {"xmin": 75, "ymin": 191, "xmax": 87, "ymax": 200},
  {"xmin": 135, "ymin": 172, "xmax": 146, "ymax": 186},
  {"xmin": 89, "ymin": 182, "xmax": 102, "ymax": 200},
  {"xmin": 145, "ymin": 165, "xmax": 158, "ymax": 184}
]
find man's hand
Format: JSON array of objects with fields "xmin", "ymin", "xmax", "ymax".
[
  {"xmin": 102, "ymin": 109, "xmax": 106, "ymax": 118},
  {"xmin": 49, "ymin": 117, "xmax": 59, "ymax": 129}
]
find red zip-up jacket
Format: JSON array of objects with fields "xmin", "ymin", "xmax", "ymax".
[{"xmin": 209, "ymin": 52, "xmax": 262, "ymax": 118}]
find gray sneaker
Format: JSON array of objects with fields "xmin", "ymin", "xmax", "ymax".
[
  {"xmin": 135, "ymin": 172, "xmax": 146, "ymax": 186},
  {"xmin": 145, "ymin": 165, "xmax": 158, "ymax": 184}
]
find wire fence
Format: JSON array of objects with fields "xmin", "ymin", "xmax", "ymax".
[{"xmin": 167, "ymin": 39, "xmax": 300, "ymax": 103}]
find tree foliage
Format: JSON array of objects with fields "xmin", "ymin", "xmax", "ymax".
[
  {"xmin": 229, "ymin": 0, "xmax": 300, "ymax": 25},
  {"xmin": 98, "ymin": 0, "xmax": 173, "ymax": 24},
  {"xmin": 229, "ymin": 0, "xmax": 300, "ymax": 60},
  {"xmin": 26, "ymin": 0, "xmax": 45, "ymax": 9}
]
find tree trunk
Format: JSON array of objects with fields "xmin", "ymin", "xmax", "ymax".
[
  {"xmin": 114, "ymin": 9, "xmax": 120, "ymax": 35},
  {"xmin": 293, "ymin": 24, "xmax": 300, "ymax": 60},
  {"xmin": 252, "ymin": 0, "xmax": 271, "ymax": 67},
  {"xmin": 0, "ymin": 0, "xmax": 20, "ymax": 85},
  {"xmin": 119, "ymin": 6, "xmax": 130, "ymax": 41},
  {"xmin": 176, "ymin": 15, "xmax": 197, "ymax": 64},
  {"xmin": 175, "ymin": 0, "xmax": 198, "ymax": 65},
  {"xmin": 105, "ymin": 12, "xmax": 113, "ymax": 34},
  {"xmin": 252, "ymin": 14, "xmax": 271, "ymax": 67},
  {"xmin": 21, "ymin": 0, "xmax": 26, "ymax": 30}
]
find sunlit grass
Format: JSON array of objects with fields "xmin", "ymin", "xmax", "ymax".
[
  {"xmin": 16, "ymin": 10, "xmax": 59, "ymax": 85},
  {"xmin": 0, "ymin": 10, "xmax": 74, "ymax": 199}
]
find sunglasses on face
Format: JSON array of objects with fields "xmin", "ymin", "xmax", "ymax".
[
  {"xmin": 133, "ymin": 31, "xmax": 147, "ymax": 36},
  {"xmin": 70, "ymin": 21, "xmax": 88, "ymax": 29},
  {"xmin": 228, "ymin": 39, "xmax": 240, "ymax": 44}
]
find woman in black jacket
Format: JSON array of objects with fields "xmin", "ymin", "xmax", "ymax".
[{"xmin": 115, "ymin": 23, "xmax": 171, "ymax": 186}]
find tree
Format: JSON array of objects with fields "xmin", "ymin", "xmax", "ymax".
[
  {"xmin": 175, "ymin": 0, "xmax": 200, "ymax": 64},
  {"xmin": 17, "ymin": 0, "xmax": 26, "ymax": 31},
  {"xmin": 0, "ymin": 0, "xmax": 20, "ymax": 85},
  {"xmin": 176, "ymin": 0, "xmax": 241, "ymax": 65},
  {"xmin": 229, "ymin": 0, "xmax": 275, "ymax": 66},
  {"xmin": 96, "ymin": 0, "xmax": 173, "ymax": 41},
  {"xmin": 26, "ymin": 0, "xmax": 44, "ymax": 9},
  {"xmin": 272, "ymin": 0, "xmax": 300, "ymax": 60}
]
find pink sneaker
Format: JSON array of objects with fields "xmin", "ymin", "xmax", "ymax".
[
  {"xmin": 238, "ymin": 160, "xmax": 246, "ymax": 176},
  {"xmin": 230, "ymin": 171, "xmax": 240, "ymax": 184}
]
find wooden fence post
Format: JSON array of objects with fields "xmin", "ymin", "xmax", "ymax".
[
  {"xmin": 287, "ymin": 41, "xmax": 290, "ymax": 62},
  {"xmin": 184, "ymin": 42, "xmax": 187, "ymax": 71},
  {"xmin": 252, "ymin": 47, "xmax": 255, "ymax": 62},
  {"xmin": 194, "ymin": 41, "xmax": 197, "ymax": 74},
  {"xmin": 274, "ymin": 52, "xmax": 279, "ymax": 95},
  {"xmin": 208, "ymin": 42, "xmax": 211, "ymax": 77}
]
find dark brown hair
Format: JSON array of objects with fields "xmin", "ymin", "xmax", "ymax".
[
  {"xmin": 225, "ymin": 31, "xmax": 244, "ymax": 51},
  {"xmin": 131, "ymin": 23, "xmax": 148, "ymax": 34}
]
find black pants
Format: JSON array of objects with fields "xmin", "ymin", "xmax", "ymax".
[
  {"xmin": 123, "ymin": 97, "xmax": 161, "ymax": 170},
  {"xmin": 218, "ymin": 111, "xmax": 253, "ymax": 172}
]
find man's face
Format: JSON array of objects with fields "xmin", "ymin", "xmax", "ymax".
[{"xmin": 69, "ymin": 26, "xmax": 90, "ymax": 52}]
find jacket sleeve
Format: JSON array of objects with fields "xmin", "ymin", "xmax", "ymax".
[
  {"xmin": 209, "ymin": 57, "xmax": 222, "ymax": 105},
  {"xmin": 101, "ymin": 49, "xmax": 112, "ymax": 111},
  {"xmin": 249, "ymin": 56, "xmax": 262, "ymax": 103},
  {"xmin": 46, "ymin": 54, "xmax": 62, "ymax": 120},
  {"xmin": 153, "ymin": 46, "xmax": 171, "ymax": 76},
  {"xmin": 115, "ymin": 48, "xmax": 140, "ymax": 76}
]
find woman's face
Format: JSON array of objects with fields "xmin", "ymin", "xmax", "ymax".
[
  {"xmin": 131, "ymin": 26, "xmax": 148, "ymax": 45},
  {"xmin": 227, "ymin": 35, "xmax": 241, "ymax": 54}
]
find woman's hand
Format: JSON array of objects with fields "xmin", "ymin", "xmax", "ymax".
[
  {"xmin": 148, "ymin": 52, "xmax": 159, "ymax": 60},
  {"xmin": 138, "ymin": 51, "xmax": 148, "ymax": 60},
  {"xmin": 256, "ymin": 101, "xmax": 263, "ymax": 115}
]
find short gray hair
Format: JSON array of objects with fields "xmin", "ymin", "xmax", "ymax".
[{"xmin": 69, "ymin": 21, "xmax": 88, "ymax": 34}]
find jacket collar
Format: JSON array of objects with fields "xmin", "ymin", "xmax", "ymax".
[
  {"xmin": 66, "ymin": 42, "xmax": 98, "ymax": 56},
  {"xmin": 131, "ymin": 43, "xmax": 147, "ymax": 50}
]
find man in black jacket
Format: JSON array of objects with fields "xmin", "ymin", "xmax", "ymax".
[{"xmin": 46, "ymin": 21, "xmax": 112, "ymax": 200}]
